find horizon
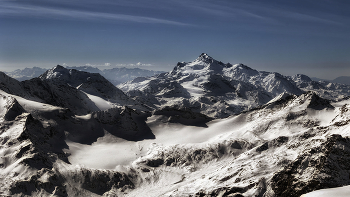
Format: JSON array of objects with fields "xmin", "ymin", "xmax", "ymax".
[
  {"xmin": 1, "ymin": 0, "xmax": 350, "ymax": 80},
  {"xmin": 3, "ymin": 55, "xmax": 350, "ymax": 81}
]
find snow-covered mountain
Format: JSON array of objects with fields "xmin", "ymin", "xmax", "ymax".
[
  {"xmin": 5, "ymin": 67, "xmax": 47, "ymax": 81},
  {"xmin": 3, "ymin": 54, "xmax": 350, "ymax": 196},
  {"xmin": 289, "ymin": 74, "xmax": 350, "ymax": 101},
  {"xmin": 40, "ymin": 65, "xmax": 144, "ymax": 109},
  {"xmin": 1, "ymin": 66, "xmax": 148, "ymax": 115},
  {"xmin": 119, "ymin": 53, "xmax": 303, "ymax": 118}
]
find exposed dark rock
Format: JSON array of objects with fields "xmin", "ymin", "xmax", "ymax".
[
  {"xmin": 256, "ymin": 142, "xmax": 269, "ymax": 152},
  {"xmin": 145, "ymin": 158, "xmax": 164, "ymax": 167},
  {"xmin": 79, "ymin": 168, "xmax": 134, "ymax": 195},
  {"xmin": 153, "ymin": 106, "xmax": 213, "ymax": 127},
  {"xmin": 271, "ymin": 134, "xmax": 350, "ymax": 197}
]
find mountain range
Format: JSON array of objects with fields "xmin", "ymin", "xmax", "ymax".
[
  {"xmin": 1, "ymin": 54, "xmax": 350, "ymax": 196},
  {"xmin": 6, "ymin": 66, "xmax": 165, "ymax": 85},
  {"xmin": 119, "ymin": 53, "xmax": 350, "ymax": 118}
]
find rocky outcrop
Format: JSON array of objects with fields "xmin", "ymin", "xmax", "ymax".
[{"xmin": 271, "ymin": 134, "xmax": 350, "ymax": 197}]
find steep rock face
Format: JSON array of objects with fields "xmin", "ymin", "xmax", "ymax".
[
  {"xmin": 21, "ymin": 78, "xmax": 100, "ymax": 115},
  {"xmin": 152, "ymin": 106, "xmax": 213, "ymax": 127},
  {"xmin": 40, "ymin": 65, "xmax": 135, "ymax": 106},
  {"xmin": 271, "ymin": 135, "xmax": 350, "ymax": 197},
  {"xmin": 0, "ymin": 94, "xmax": 25, "ymax": 121},
  {"xmin": 0, "ymin": 110, "xmax": 69, "ymax": 196},
  {"xmin": 119, "ymin": 53, "xmax": 304, "ymax": 118},
  {"xmin": 38, "ymin": 106, "xmax": 155, "ymax": 144},
  {"xmin": 91, "ymin": 106, "xmax": 154, "ymax": 141},
  {"xmin": 0, "ymin": 71, "xmax": 100, "ymax": 115},
  {"xmin": 0, "ymin": 72, "xmax": 29, "ymax": 98}
]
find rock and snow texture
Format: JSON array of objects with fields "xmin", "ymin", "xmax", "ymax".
[
  {"xmin": 121, "ymin": 92, "xmax": 350, "ymax": 197},
  {"xmin": 3, "ymin": 89, "xmax": 350, "ymax": 196},
  {"xmin": 3, "ymin": 55, "xmax": 350, "ymax": 196},
  {"xmin": 0, "ymin": 93, "xmax": 149, "ymax": 196},
  {"xmin": 119, "ymin": 53, "xmax": 303, "ymax": 118},
  {"xmin": 1, "ymin": 66, "xmax": 148, "ymax": 115},
  {"xmin": 39, "ymin": 65, "xmax": 145, "ymax": 109}
]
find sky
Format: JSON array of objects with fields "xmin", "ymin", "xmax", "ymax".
[{"xmin": 0, "ymin": 0, "xmax": 350, "ymax": 79}]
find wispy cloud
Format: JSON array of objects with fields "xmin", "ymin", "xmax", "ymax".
[
  {"xmin": 185, "ymin": 1, "xmax": 277, "ymax": 24},
  {"xmin": 84, "ymin": 62, "xmax": 153, "ymax": 68},
  {"xmin": 116, "ymin": 62, "xmax": 153, "ymax": 67},
  {"xmin": 182, "ymin": 0, "xmax": 345, "ymax": 27},
  {"xmin": 277, "ymin": 10, "xmax": 344, "ymax": 26},
  {"xmin": 0, "ymin": 2, "xmax": 191, "ymax": 26}
]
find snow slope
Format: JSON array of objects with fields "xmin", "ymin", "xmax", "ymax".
[{"xmin": 302, "ymin": 185, "xmax": 350, "ymax": 197}]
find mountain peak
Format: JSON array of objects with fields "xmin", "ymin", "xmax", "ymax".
[
  {"xmin": 199, "ymin": 53, "xmax": 212, "ymax": 59},
  {"xmin": 196, "ymin": 53, "xmax": 215, "ymax": 62},
  {"xmin": 54, "ymin": 65, "xmax": 66, "ymax": 70},
  {"xmin": 40, "ymin": 65, "xmax": 69, "ymax": 81}
]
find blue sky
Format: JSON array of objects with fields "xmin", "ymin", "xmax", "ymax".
[{"xmin": 0, "ymin": 0, "xmax": 349, "ymax": 79}]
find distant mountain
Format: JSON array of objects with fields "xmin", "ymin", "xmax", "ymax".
[
  {"xmin": 311, "ymin": 76, "xmax": 350, "ymax": 86},
  {"xmin": 5, "ymin": 67, "xmax": 47, "ymax": 81},
  {"xmin": 310, "ymin": 77, "xmax": 329, "ymax": 82},
  {"xmin": 119, "ymin": 53, "xmax": 303, "ymax": 118},
  {"xmin": 68, "ymin": 66, "xmax": 165, "ymax": 85},
  {"xmin": 66, "ymin": 66, "xmax": 103, "ymax": 74},
  {"xmin": 5, "ymin": 66, "xmax": 165, "ymax": 85},
  {"xmin": 332, "ymin": 76, "xmax": 350, "ymax": 85},
  {"xmin": 289, "ymin": 74, "xmax": 350, "ymax": 101}
]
